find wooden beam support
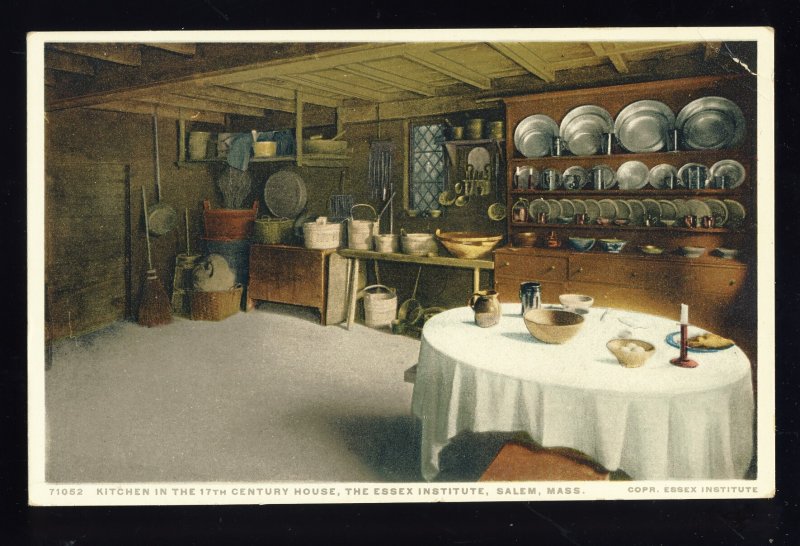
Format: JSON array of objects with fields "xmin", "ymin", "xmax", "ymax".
[
  {"xmin": 489, "ymin": 43, "xmax": 555, "ymax": 82},
  {"xmin": 295, "ymin": 91, "xmax": 303, "ymax": 166},
  {"xmin": 183, "ymin": 85, "xmax": 297, "ymax": 113},
  {"xmin": 86, "ymin": 101, "xmax": 225, "ymax": 124},
  {"xmin": 340, "ymin": 92, "xmax": 491, "ymax": 124},
  {"xmin": 607, "ymin": 53, "xmax": 629, "ymax": 74},
  {"xmin": 144, "ymin": 43, "xmax": 197, "ymax": 56},
  {"xmin": 338, "ymin": 64, "xmax": 434, "ymax": 96},
  {"xmin": 404, "ymin": 49, "xmax": 492, "ymax": 89},
  {"xmin": 224, "ymin": 80, "xmax": 342, "ymax": 109},
  {"xmin": 282, "ymin": 74, "xmax": 390, "ymax": 102},
  {"xmin": 135, "ymin": 94, "xmax": 265, "ymax": 117},
  {"xmin": 45, "ymin": 50, "xmax": 95, "ymax": 76},
  {"xmin": 50, "ymin": 43, "xmax": 142, "ymax": 66}
]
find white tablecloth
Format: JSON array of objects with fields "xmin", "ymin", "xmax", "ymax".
[{"xmin": 410, "ymin": 304, "xmax": 754, "ymax": 481}]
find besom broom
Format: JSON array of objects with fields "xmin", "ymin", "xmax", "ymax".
[{"xmin": 137, "ymin": 186, "xmax": 172, "ymax": 327}]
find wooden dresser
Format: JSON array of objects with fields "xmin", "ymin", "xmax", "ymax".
[
  {"xmin": 493, "ymin": 246, "xmax": 755, "ymax": 358},
  {"xmin": 247, "ymin": 244, "xmax": 338, "ymax": 324}
]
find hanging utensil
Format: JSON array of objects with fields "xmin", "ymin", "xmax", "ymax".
[{"xmin": 147, "ymin": 110, "xmax": 178, "ymax": 236}]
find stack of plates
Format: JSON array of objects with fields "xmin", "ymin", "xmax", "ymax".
[
  {"xmin": 514, "ymin": 115, "xmax": 559, "ymax": 157},
  {"xmin": 559, "ymin": 105, "xmax": 614, "ymax": 156}
]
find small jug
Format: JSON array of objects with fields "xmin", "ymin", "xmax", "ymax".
[{"xmin": 468, "ymin": 290, "xmax": 501, "ymax": 328}]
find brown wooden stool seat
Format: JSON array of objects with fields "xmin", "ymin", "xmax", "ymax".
[{"xmin": 479, "ymin": 441, "xmax": 610, "ymax": 481}]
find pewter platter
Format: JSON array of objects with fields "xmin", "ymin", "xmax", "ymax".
[
  {"xmin": 708, "ymin": 159, "xmax": 746, "ymax": 189},
  {"xmin": 647, "ymin": 163, "xmax": 680, "ymax": 189},
  {"xmin": 514, "ymin": 114, "xmax": 559, "ymax": 157},
  {"xmin": 676, "ymin": 96, "xmax": 745, "ymax": 150},
  {"xmin": 559, "ymin": 105, "xmax": 614, "ymax": 156},
  {"xmin": 614, "ymin": 100, "xmax": 675, "ymax": 153},
  {"xmin": 614, "ymin": 160, "xmax": 650, "ymax": 190}
]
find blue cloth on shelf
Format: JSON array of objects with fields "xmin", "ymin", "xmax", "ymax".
[{"xmin": 226, "ymin": 133, "xmax": 254, "ymax": 171}]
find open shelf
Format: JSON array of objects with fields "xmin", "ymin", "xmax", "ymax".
[
  {"xmin": 177, "ymin": 153, "xmax": 351, "ymax": 168},
  {"xmin": 509, "ymin": 222, "xmax": 737, "ymax": 233},
  {"xmin": 509, "ymin": 188, "xmax": 747, "ymax": 197}
]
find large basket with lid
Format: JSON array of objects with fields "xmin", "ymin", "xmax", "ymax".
[{"xmin": 347, "ymin": 203, "xmax": 378, "ymax": 250}]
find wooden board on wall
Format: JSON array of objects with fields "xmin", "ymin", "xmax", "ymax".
[{"xmin": 45, "ymin": 162, "xmax": 130, "ymax": 341}]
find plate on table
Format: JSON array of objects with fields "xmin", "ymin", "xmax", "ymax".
[
  {"xmin": 686, "ymin": 199, "xmax": 712, "ymax": 218},
  {"xmin": 676, "ymin": 96, "xmax": 746, "ymax": 150},
  {"xmin": 641, "ymin": 198, "xmax": 662, "ymax": 220},
  {"xmin": 584, "ymin": 199, "xmax": 602, "ymax": 222},
  {"xmin": 590, "ymin": 164, "xmax": 616, "ymax": 190},
  {"xmin": 613, "ymin": 199, "xmax": 632, "ymax": 220},
  {"xmin": 672, "ymin": 199, "xmax": 690, "ymax": 218},
  {"xmin": 528, "ymin": 198, "xmax": 550, "ymax": 221},
  {"xmin": 558, "ymin": 199, "xmax": 576, "ymax": 218},
  {"xmin": 658, "ymin": 199, "xmax": 679, "ymax": 220},
  {"xmin": 677, "ymin": 162, "xmax": 709, "ymax": 189},
  {"xmin": 708, "ymin": 159, "xmax": 746, "ymax": 189},
  {"xmin": 514, "ymin": 114, "xmax": 559, "ymax": 157},
  {"xmin": 598, "ymin": 199, "xmax": 617, "ymax": 219},
  {"xmin": 665, "ymin": 331, "xmax": 734, "ymax": 352},
  {"xmin": 559, "ymin": 105, "xmax": 614, "ymax": 156},
  {"xmin": 704, "ymin": 198, "xmax": 729, "ymax": 226},
  {"xmin": 723, "ymin": 199, "xmax": 746, "ymax": 228},
  {"xmin": 615, "ymin": 160, "xmax": 650, "ymax": 190},
  {"xmin": 562, "ymin": 165, "xmax": 590, "ymax": 190},
  {"xmin": 615, "ymin": 100, "xmax": 676, "ymax": 153},
  {"xmin": 625, "ymin": 199, "xmax": 647, "ymax": 225},
  {"xmin": 571, "ymin": 199, "xmax": 587, "ymax": 215},
  {"xmin": 648, "ymin": 163, "xmax": 680, "ymax": 189},
  {"xmin": 546, "ymin": 199, "xmax": 563, "ymax": 219}
]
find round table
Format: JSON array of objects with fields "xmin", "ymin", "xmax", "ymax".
[{"xmin": 410, "ymin": 304, "xmax": 754, "ymax": 481}]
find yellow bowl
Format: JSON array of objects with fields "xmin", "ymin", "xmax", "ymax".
[
  {"xmin": 435, "ymin": 230, "xmax": 502, "ymax": 259},
  {"xmin": 606, "ymin": 338, "xmax": 656, "ymax": 368},
  {"xmin": 253, "ymin": 141, "xmax": 278, "ymax": 157},
  {"xmin": 523, "ymin": 309, "xmax": 585, "ymax": 344}
]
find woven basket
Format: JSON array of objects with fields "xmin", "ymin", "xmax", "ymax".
[
  {"xmin": 359, "ymin": 285, "xmax": 397, "ymax": 329},
  {"xmin": 254, "ymin": 216, "xmax": 293, "ymax": 244},
  {"xmin": 190, "ymin": 284, "xmax": 243, "ymax": 321}
]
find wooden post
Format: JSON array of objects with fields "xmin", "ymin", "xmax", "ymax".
[
  {"xmin": 177, "ymin": 108, "xmax": 186, "ymax": 164},
  {"xmin": 295, "ymin": 91, "xmax": 303, "ymax": 166},
  {"xmin": 346, "ymin": 258, "xmax": 360, "ymax": 330}
]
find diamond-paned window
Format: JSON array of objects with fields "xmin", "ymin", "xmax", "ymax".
[{"xmin": 410, "ymin": 124, "xmax": 446, "ymax": 212}]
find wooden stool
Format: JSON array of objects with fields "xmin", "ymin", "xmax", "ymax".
[{"xmin": 479, "ymin": 441, "xmax": 610, "ymax": 481}]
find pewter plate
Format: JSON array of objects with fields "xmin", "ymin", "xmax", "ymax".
[
  {"xmin": 559, "ymin": 105, "xmax": 614, "ymax": 156},
  {"xmin": 613, "ymin": 199, "xmax": 632, "ymax": 220},
  {"xmin": 625, "ymin": 199, "xmax": 647, "ymax": 225},
  {"xmin": 708, "ymin": 159, "xmax": 746, "ymax": 189},
  {"xmin": 648, "ymin": 163, "xmax": 680, "ymax": 190},
  {"xmin": 584, "ymin": 199, "xmax": 602, "ymax": 222},
  {"xmin": 672, "ymin": 199, "xmax": 690, "ymax": 218},
  {"xmin": 615, "ymin": 100, "xmax": 675, "ymax": 153},
  {"xmin": 527, "ymin": 198, "xmax": 550, "ymax": 220},
  {"xmin": 658, "ymin": 199, "xmax": 679, "ymax": 221},
  {"xmin": 676, "ymin": 96, "xmax": 746, "ymax": 150},
  {"xmin": 677, "ymin": 162, "xmax": 709, "ymax": 189},
  {"xmin": 615, "ymin": 160, "xmax": 650, "ymax": 190},
  {"xmin": 590, "ymin": 164, "xmax": 617, "ymax": 190},
  {"xmin": 598, "ymin": 199, "xmax": 617, "ymax": 219},
  {"xmin": 723, "ymin": 199, "xmax": 746, "ymax": 228},
  {"xmin": 514, "ymin": 114, "xmax": 559, "ymax": 157},
  {"xmin": 686, "ymin": 199, "xmax": 712, "ymax": 218},
  {"xmin": 264, "ymin": 169, "xmax": 308, "ymax": 218},
  {"xmin": 558, "ymin": 199, "xmax": 576, "ymax": 218},
  {"xmin": 562, "ymin": 165, "xmax": 590, "ymax": 190},
  {"xmin": 704, "ymin": 198, "xmax": 729, "ymax": 226},
  {"xmin": 571, "ymin": 199, "xmax": 587, "ymax": 215},
  {"xmin": 641, "ymin": 198, "xmax": 663, "ymax": 220},
  {"xmin": 546, "ymin": 199, "xmax": 563, "ymax": 220}
]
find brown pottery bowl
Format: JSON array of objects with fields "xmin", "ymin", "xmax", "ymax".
[{"xmin": 523, "ymin": 309, "xmax": 585, "ymax": 344}]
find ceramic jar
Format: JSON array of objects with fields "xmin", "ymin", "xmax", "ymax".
[{"xmin": 469, "ymin": 290, "xmax": 501, "ymax": 328}]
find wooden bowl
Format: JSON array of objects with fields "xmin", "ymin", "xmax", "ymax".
[
  {"xmin": 606, "ymin": 338, "xmax": 656, "ymax": 368},
  {"xmin": 523, "ymin": 309, "xmax": 585, "ymax": 344}
]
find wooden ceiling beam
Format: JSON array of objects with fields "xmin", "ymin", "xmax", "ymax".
[
  {"xmin": 45, "ymin": 50, "xmax": 95, "ymax": 76},
  {"xmin": 134, "ymin": 94, "xmax": 265, "ymax": 117},
  {"xmin": 403, "ymin": 49, "xmax": 491, "ymax": 90},
  {"xmin": 183, "ymin": 85, "xmax": 297, "ymax": 113},
  {"xmin": 45, "ymin": 69, "xmax": 57, "ymax": 87},
  {"xmin": 50, "ymin": 43, "xmax": 142, "ymax": 66},
  {"xmin": 224, "ymin": 81, "xmax": 342, "ymax": 108},
  {"xmin": 86, "ymin": 101, "xmax": 224, "ymax": 123},
  {"xmin": 588, "ymin": 43, "xmax": 629, "ymax": 74},
  {"xmin": 488, "ymin": 43, "xmax": 555, "ymax": 82},
  {"xmin": 281, "ymin": 74, "xmax": 389, "ymax": 102},
  {"xmin": 337, "ymin": 64, "xmax": 434, "ymax": 96},
  {"xmin": 144, "ymin": 43, "xmax": 197, "ymax": 56}
]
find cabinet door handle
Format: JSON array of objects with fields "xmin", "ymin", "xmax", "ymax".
[
  {"xmin": 502, "ymin": 261, "xmax": 510, "ymax": 267},
  {"xmin": 575, "ymin": 267, "xmax": 583, "ymax": 273},
  {"xmin": 729, "ymin": 279, "xmax": 736, "ymax": 286},
  {"xmin": 549, "ymin": 265, "xmax": 557, "ymax": 271}
]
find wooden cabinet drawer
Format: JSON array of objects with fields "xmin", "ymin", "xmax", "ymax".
[
  {"xmin": 494, "ymin": 253, "xmax": 568, "ymax": 282},
  {"xmin": 682, "ymin": 265, "xmax": 748, "ymax": 296},
  {"xmin": 568, "ymin": 255, "xmax": 672, "ymax": 287}
]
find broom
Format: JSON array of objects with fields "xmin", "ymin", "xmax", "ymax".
[{"xmin": 137, "ymin": 186, "xmax": 173, "ymax": 327}]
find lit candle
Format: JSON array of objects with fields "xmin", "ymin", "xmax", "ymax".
[{"xmin": 680, "ymin": 304, "xmax": 689, "ymax": 325}]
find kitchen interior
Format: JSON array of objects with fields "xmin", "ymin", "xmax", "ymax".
[{"xmin": 38, "ymin": 38, "xmax": 762, "ymax": 486}]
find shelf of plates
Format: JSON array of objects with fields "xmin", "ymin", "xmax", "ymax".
[{"xmin": 500, "ymin": 74, "xmax": 757, "ymax": 255}]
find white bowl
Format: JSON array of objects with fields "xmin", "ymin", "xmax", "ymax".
[
  {"xmin": 715, "ymin": 247, "xmax": 739, "ymax": 259},
  {"xmin": 559, "ymin": 294, "xmax": 594, "ymax": 312},
  {"xmin": 682, "ymin": 246, "xmax": 705, "ymax": 258}
]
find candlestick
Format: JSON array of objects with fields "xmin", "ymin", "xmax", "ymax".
[{"xmin": 670, "ymin": 323, "xmax": 699, "ymax": 368}]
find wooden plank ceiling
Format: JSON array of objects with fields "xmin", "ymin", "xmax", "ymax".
[{"xmin": 44, "ymin": 41, "xmax": 732, "ymax": 124}]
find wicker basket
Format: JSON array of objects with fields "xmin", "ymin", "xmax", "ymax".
[
  {"xmin": 303, "ymin": 217, "xmax": 342, "ymax": 249},
  {"xmin": 359, "ymin": 285, "xmax": 397, "ymax": 328},
  {"xmin": 190, "ymin": 284, "xmax": 243, "ymax": 321},
  {"xmin": 254, "ymin": 216, "xmax": 293, "ymax": 244}
]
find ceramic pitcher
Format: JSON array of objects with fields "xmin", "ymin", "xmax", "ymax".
[{"xmin": 468, "ymin": 290, "xmax": 501, "ymax": 328}]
